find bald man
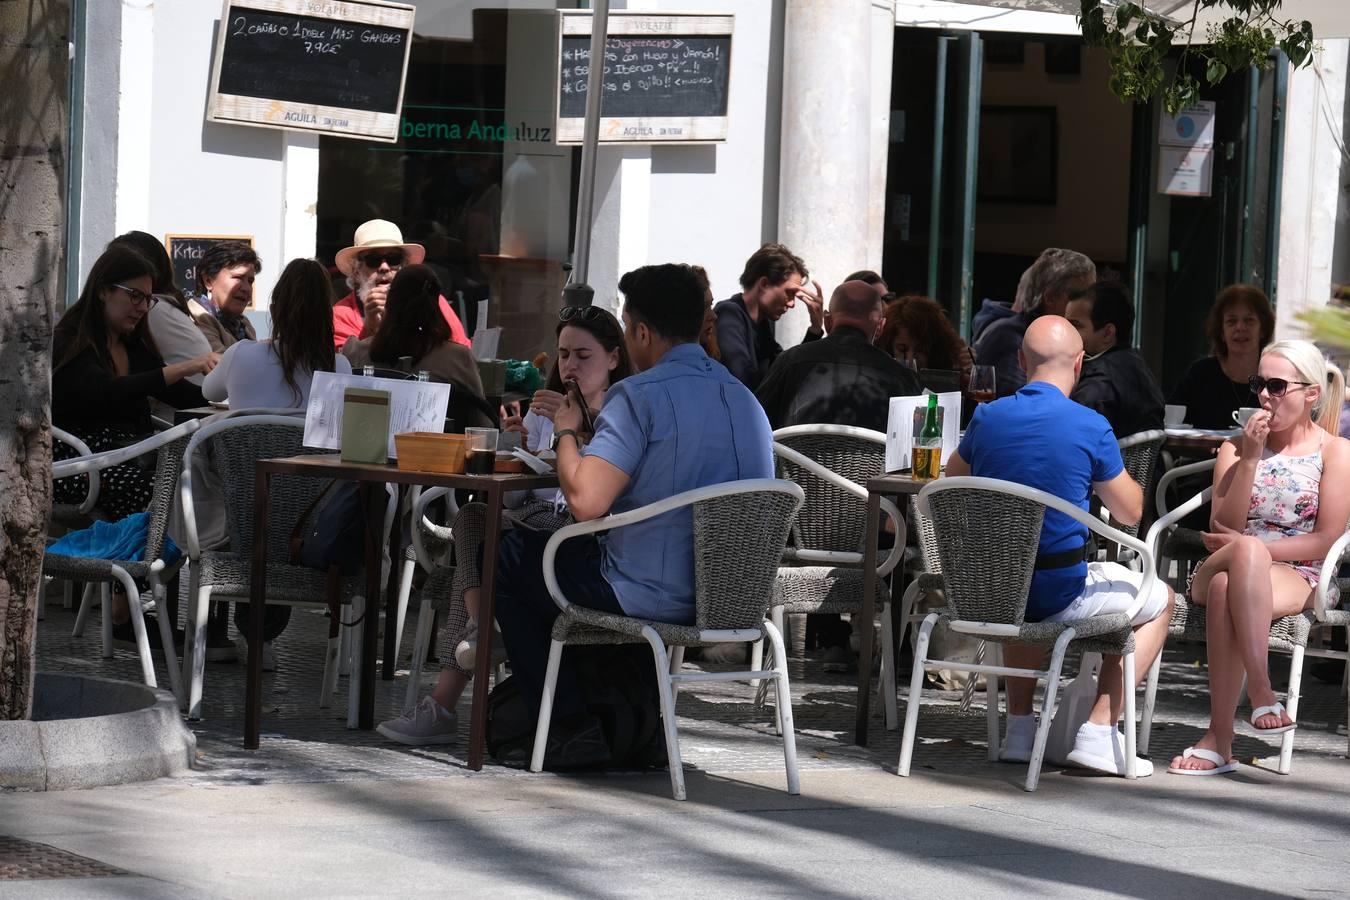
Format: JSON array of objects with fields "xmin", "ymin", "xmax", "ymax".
[
  {"xmin": 945, "ymin": 316, "xmax": 1174, "ymax": 778},
  {"xmin": 755, "ymin": 280, "xmax": 920, "ymax": 432}
]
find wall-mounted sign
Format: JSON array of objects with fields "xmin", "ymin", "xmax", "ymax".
[
  {"xmin": 165, "ymin": 234, "xmax": 255, "ymax": 299},
  {"xmin": 1157, "ymin": 146, "xmax": 1214, "ymax": 198},
  {"xmin": 556, "ymin": 12, "xmax": 733, "ymax": 144},
  {"xmin": 207, "ymin": 0, "xmax": 415, "ymax": 143},
  {"xmin": 1159, "ymin": 101, "xmax": 1216, "ymax": 149}
]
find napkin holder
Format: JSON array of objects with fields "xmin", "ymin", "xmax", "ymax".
[{"xmin": 341, "ymin": 387, "xmax": 391, "ymax": 464}]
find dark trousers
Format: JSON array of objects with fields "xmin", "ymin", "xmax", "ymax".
[
  {"xmin": 206, "ymin": 601, "xmax": 291, "ymax": 643},
  {"xmin": 490, "ymin": 528, "xmax": 622, "ymax": 720}
]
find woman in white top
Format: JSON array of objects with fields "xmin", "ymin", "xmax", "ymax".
[
  {"xmin": 377, "ymin": 306, "xmax": 634, "ymax": 746},
  {"xmin": 203, "ymin": 258, "xmax": 352, "ymax": 409},
  {"xmin": 1169, "ymin": 340, "xmax": 1348, "ymax": 775}
]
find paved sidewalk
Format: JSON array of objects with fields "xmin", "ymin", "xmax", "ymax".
[{"xmin": 4, "ymin": 601, "xmax": 1348, "ymax": 896}]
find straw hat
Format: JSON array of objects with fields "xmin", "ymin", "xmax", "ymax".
[{"xmin": 335, "ymin": 219, "xmax": 426, "ymax": 274}]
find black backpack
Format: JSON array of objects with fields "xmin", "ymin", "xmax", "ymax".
[{"xmin": 487, "ymin": 644, "xmax": 667, "ymax": 770}]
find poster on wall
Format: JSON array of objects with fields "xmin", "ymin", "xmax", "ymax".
[
  {"xmin": 206, "ymin": 0, "xmax": 416, "ymax": 143},
  {"xmin": 164, "ymin": 234, "xmax": 255, "ymax": 301},
  {"xmin": 1157, "ymin": 146, "xmax": 1214, "ymax": 197},
  {"xmin": 556, "ymin": 12, "xmax": 733, "ymax": 144}
]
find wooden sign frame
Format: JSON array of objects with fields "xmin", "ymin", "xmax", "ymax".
[
  {"xmin": 207, "ymin": 0, "xmax": 415, "ymax": 143},
  {"xmin": 555, "ymin": 11, "xmax": 734, "ymax": 145}
]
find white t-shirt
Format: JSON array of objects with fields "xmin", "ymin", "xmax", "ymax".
[
  {"xmin": 202, "ymin": 340, "xmax": 353, "ymax": 410},
  {"xmin": 503, "ymin": 408, "xmax": 562, "ymax": 508}
]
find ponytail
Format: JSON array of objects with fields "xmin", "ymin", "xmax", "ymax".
[{"xmin": 1317, "ymin": 361, "xmax": 1345, "ymax": 435}]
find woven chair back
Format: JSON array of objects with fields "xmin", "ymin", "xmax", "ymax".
[
  {"xmin": 207, "ymin": 423, "xmax": 333, "ymax": 561},
  {"xmin": 924, "ymin": 485, "xmax": 1045, "ymax": 626},
  {"xmin": 775, "ymin": 432, "xmax": 884, "ymax": 554},
  {"xmin": 1116, "ymin": 431, "xmax": 1164, "ymax": 537},
  {"xmin": 143, "ymin": 436, "xmax": 191, "ymax": 563},
  {"xmin": 692, "ymin": 486, "xmax": 803, "ymax": 631}
]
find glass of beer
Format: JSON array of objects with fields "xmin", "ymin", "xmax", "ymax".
[
  {"xmin": 464, "ymin": 427, "xmax": 499, "ymax": 474},
  {"xmin": 969, "ymin": 365, "xmax": 996, "ymax": 404}
]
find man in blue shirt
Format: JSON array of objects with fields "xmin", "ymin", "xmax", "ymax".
[
  {"xmin": 946, "ymin": 315, "xmax": 1173, "ymax": 777},
  {"xmin": 493, "ymin": 263, "xmax": 774, "ymax": 766}
]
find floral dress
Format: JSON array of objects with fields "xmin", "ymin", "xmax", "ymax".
[{"xmin": 1246, "ymin": 440, "xmax": 1326, "ymax": 586}]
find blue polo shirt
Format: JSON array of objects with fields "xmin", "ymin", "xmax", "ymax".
[
  {"xmin": 955, "ymin": 381, "xmax": 1123, "ymax": 620},
  {"xmin": 582, "ymin": 342, "xmax": 774, "ymax": 623}
]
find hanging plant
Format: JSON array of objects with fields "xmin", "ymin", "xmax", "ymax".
[{"xmin": 1079, "ymin": 1, "xmax": 1316, "ymax": 114}]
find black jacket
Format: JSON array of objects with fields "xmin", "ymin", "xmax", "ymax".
[
  {"xmin": 755, "ymin": 325, "xmax": 922, "ymax": 432},
  {"xmin": 714, "ymin": 293, "xmax": 782, "ymax": 390},
  {"xmin": 1071, "ymin": 345, "xmax": 1165, "ymax": 438},
  {"xmin": 974, "ymin": 311, "xmax": 1032, "ymax": 397},
  {"xmin": 52, "ymin": 337, "xmax": 204, "ymax": 435}
]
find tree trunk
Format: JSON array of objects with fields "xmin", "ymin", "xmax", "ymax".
[{"xmin": 0, "ymin": 0, "xmax": 69, "ymax": 719}]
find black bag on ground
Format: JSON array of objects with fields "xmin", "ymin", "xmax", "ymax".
[
  {"xmin": 487, "ymin": 644, "xmax": 667, "ymax": 770},
  {"xmin": 291, "ymin": 481, "xmax": 366, "ymax": 575}
]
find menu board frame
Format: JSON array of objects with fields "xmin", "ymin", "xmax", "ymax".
[
  {"xmin": 206, "ymin": 0, "xmax": 416, "ymax": 143},
  {"xmin": 555, "ymin": 11, "xmax": 735, "ymax": 145}
]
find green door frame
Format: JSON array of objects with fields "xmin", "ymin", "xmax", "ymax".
[{"xmin": 954, "ymin": 31, "xmax": 983, "ymax": 341}]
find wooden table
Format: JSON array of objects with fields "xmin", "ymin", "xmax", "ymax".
[
  {"xmin": 856, "ymin": 472, "xmax": 929, "ymax": 747},
  {"xmin": 246, "ymin": 454, "xmax": 559, "ymax": 769},
  {"xmin": 1163, "ymin": 426, "xmax": 1238, "ymax": 456}
]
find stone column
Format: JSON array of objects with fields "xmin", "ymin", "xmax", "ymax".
[{"xmin": 776, "ymin": 0, "xmax": 875, "ymax": 346}]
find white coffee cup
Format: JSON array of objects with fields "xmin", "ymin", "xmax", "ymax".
[
  {"xmin": 1164, "ymin": 404, "xmax": 1186, "ymax": 426},
  {"xmin": 1232, "ymin": 406, "xmax": 1261, "ymax": 426}
]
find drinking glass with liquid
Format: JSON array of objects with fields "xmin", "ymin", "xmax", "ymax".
[
  {"xmin": 911, "ymin": 393, "xmax": 943, "ymax": 481},
  {"xmin": 464, "ymin": 427, "xmax": 498, "ymax": 474},
  {"xmin": 968, "ymin": 365, "xmax": 996, "ymax": 404}
]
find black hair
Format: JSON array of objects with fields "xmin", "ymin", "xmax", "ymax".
[
  {"xmin": 109, "ymin": 231, "xmax": 185, "ymax": 307},
  {"xmin": 370, "ymin": 265, "xmax": 449, "ymax": 365},
  {"xmin": 1070, "ymin": 280, "xmax": 1136, "ymax": 348},
  {"xmin": 54, "ymin": 244, "xmax": 160, "ymax": 372},
  {"xmin": 738, "ymin": 243, "xmax": 807, "ymax": 292},
  {"xmin": 196, "ymin": 241, "xmax": 262, "ymax": 294},
  {"xmin": 618, "ymin": 264, "xmax": 706, "ymax": 344},
  {"xmin": 845, "ymin": 269, "xmax": 885, "ymax": 287},
  {"xmin": 544, "ymin": 308, "xmax": 634, "ymax": 393}
]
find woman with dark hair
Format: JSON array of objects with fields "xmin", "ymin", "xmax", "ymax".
[
  {"xmin": 52, "ymin": 243, "xmax": 214, "ymax": 519},
  {"xmin": 193, "ymin": 241, "xmax": 261, "ymax": 351},
  {"xmin": 377, "ymin": 305, "xmax": 635, "ymax": 746},
  {"xmin": 203, "ymin": 258, "xmax": 351, "ymax": 409},
  {"xmin": 111, "ymin": 232, "xmax": 220, "ymax": 393},
  {"xmin": 1169, "ymin": 284, "xmax": 1276, "ymax": 429},
  {"xmin": 341, "ymin": 264, "xmax": 490, "ymax": 427},
  {"xmin": 877, "ymin": 294, "xmax": 968, "ymax": 373},
  {"xmin": 690, "ymin": 264, "xmax": 721, "ymax": 361}
]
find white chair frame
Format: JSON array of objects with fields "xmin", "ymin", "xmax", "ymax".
[
  {"xmin": 533, "ymin": 479, "xmax": 806, "ymax": 801},
  {"xmin": 898, "ymin": 476, "xmax": 1156, "ymax": 792}
]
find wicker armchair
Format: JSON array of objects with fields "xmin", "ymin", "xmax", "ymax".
[
  {"xmin": 1140, "ymin": 487, "xmax": 1350, "ymax": 772},
  {"xmin": 898, "ymin": 477, "xmax": 1155, "ymax": 792},
  {"xmin": 1114, "ymin": 429, "xmax": 1165, "ymax": 538},
  {"xmin": 178, "ymin": 415, "xmax": 394, "ymax": 721},
  {"xmin": 396, "ymin": 485, "xmax": 461, "ymax": 712},
  {"xmin": 532, "ymin": 479, "xmax": 805, "ymax": 801},
  {"xmin": 765, "ymin": 425, "xmax": 905, "ymax": 728},
  {"xmin": 1151, "ymin": 457, "xmax": 1216, "ymax": 588},
  {"xmin": 45, "ymin": 420, "xmax": 202, "ymax": 697}
]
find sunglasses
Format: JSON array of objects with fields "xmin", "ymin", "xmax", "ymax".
[
  {"xmin": 1248, "ymin": 375, "xmax": 1315, "ymax": 398},
  {"xmin": 358, "ymin": 251, "xmax": 405, "ymax": 270},
  {"xmin": 559, "ymin": 306, "xmax": 605, "ymax": 323},
  {"xmin": 113, "ymin": 283, "xmax": 157, "ymax": 310}
]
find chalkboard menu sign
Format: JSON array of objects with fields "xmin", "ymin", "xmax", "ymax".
[
  {"xmin": 164, "ymin": 234, "xmax": 255, "ymax": 299},
  {"xmin": 556, "ymin": 13, "xmax": 733, "ymax": 144},
  {"xmin": 207, "ymin": 0, "xmax": 415, "ymax": 143}
]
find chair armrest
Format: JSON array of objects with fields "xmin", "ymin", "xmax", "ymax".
[
  {"xmin": 51, "ymin": 419, "xmax": 201, "ymax": 480},
  {"xmin": 51, "ymin": 426, "xmax": 100, "ymax": 515},
  {"xmin": 772, "ymin": 443, "xmax": 906, "ymax": 576},
  {"xmin": 1316, "ymin": 530, "xmax": 1350, "ymax": 620},
  {"xmin": 1144, "ymin": 486, "xmax": 1213, "ymax": 575},
  {"xmin": 1154, "ymin": 457, "xmax": 1216, "ymax": 519},
  {"xmin": 541, "ymin": 478, "xmax": 804, "ymax": 613}
]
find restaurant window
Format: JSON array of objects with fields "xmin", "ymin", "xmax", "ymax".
[{"xmin": 317, "ymin": 1, "xmax": 578, "ymax": 361}]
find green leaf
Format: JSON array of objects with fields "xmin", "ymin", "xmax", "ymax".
[{"xmin": 1206, "ymin": 59, "xmax": 1228, "ymax": 83}]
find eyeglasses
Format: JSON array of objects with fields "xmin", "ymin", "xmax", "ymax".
[
  {"xmin": 1248, "ymin": 375, "xmax": 1315, "ymax": 398},
  {"xmin": 358, "ymin": 251, "xmax": 405, "ymax": 270},
  {"xmin": 559, "ymin": 306, "xmax": 605, "ymax": 323},
  {"xmin": 113, "ymin": 284, "xmax": 157, "ymax": 309}
]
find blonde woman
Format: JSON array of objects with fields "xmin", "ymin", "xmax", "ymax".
[{"xmin": 1170, "ymin": 340, "xmax": 1348, "ymax": 774}]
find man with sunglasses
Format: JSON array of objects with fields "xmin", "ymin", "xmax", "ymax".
[{"xmin": 331, "ymin": 219, "xmax": 470, "ymax": 351}]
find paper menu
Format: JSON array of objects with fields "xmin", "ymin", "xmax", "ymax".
[
  {"xmin": 304, "ymin": 371, "xmax": 452, "ymax": 458},
  {"xmin": 884, "ymin": 391, "xmax": 963, "ymax": 473}
]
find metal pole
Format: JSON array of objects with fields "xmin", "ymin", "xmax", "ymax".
[
  {"xmin": 1264, "ymin": 50, "xmax": 1287, "ymax": 304},
  {"xmin": 564, "ymin": 0, "xmax": 611, "ymax": 307},
  {"xmin": 1239, "ymin": 64, "xmax": 1260, "ymax": 284},
  {"xmin": 926, "ymin": 36, "xmax": 950, "ymax": 299}
]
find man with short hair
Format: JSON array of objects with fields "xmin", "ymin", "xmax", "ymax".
[
  {"xmin": 331, "ymin": 219, "xmax": 470, "ymax": 350},
  {"xmin": 946, "ymin": 316, "xmax": 1174, "ymax": 777},
  {"xmin": 1066, "ymin": 280, "xmax": 1165, "ymax": 438},
  {"xmin": 714, "ymin": 243, "xmax": 823, "ymax": 389},
  {"xmin": 756, "ymin": 280, "xmax": 920, "ymax": 432},
  {"xmin": 492, "ymin": 263, "xmax": 774, "ymax": 765},
  {"xmin": 974, "ymin": 248, "xmax": 1096, "ymax": 397}
]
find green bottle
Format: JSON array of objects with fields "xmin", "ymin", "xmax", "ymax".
[{"xmin": 912, "ymin": 393, "xmax": 943, "ymax": 481}]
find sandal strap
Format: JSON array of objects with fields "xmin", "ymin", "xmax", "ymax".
[
  {"xmin": 1250, "ymin": 702, "xmax": 1286, "ymax": 723},
  {"xmin": 1182, "ymin": 746, "xmax": 1228, "ymax": 767}
]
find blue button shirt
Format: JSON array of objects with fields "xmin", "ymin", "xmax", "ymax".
[
  {"xmin": 956, "ymin": 381, "xmax": 1123, "ymax": 620},
  {"xmin": 583, "ymin": 342, "xmax": 774, "ymax": 622}
]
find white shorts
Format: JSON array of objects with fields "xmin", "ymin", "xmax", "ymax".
[{"xmin": 1041, "ymin": 562, "xmax": 1170, "ymax": 627}]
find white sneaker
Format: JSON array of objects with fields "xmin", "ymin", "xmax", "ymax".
[
  {"xmin": 1065, "ymin": 722, "xmax": 1154, "ymax": 777},
  {"xmin": 700, "ymin": 642, "xmax": 749, "ymax": 665},
  {"xmin": 1000, "ymin": 713, "xmax": 1037, "ymax": 763},
  {"xmin": 235, "ymin": 637, "xmax": 276, "ymax": 672},
  {"xmin": 376, "ymin": 696, "xmax": 458, "ymax": 746}
]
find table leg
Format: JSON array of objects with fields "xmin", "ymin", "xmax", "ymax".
[
  {"xmin": 245, "ymin": 469, "xmax": 270, "ymax": 750},
  {"xmin": 855, "ymin": 490, "xmax": 882, "ymax": 746},
  {"xmin": 359, "ymin": 483, "xmax": 382, "ymax": 730},
  {"xmin": 382, "ymin": 485, "xmax": 405, "ymax": 680},
  {"xmin": 468, "ymin": 484, "xmax": 505, "ymax": 771}
]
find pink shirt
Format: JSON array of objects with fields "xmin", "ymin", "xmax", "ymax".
[{"xmin": 332, "ymin": 292, "xmax": 471, "ymax": 350}]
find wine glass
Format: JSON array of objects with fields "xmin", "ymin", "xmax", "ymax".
[{"xmin": 969, "ymin": 365, "xmax": 996, "ymax": 404}]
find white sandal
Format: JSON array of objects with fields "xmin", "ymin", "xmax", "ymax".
[
  {"xmin": 1167, "ymin": 746, "xmax": 1238, "ymax": 776},
  {"xmin": 1247, "ymin": 701, "xmax": 1297, "ymax": 735}
]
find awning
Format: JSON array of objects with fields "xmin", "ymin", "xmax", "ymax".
[{"xmin": 935, "ymin": 0, "xmax": 1350, "ymax": 38}]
